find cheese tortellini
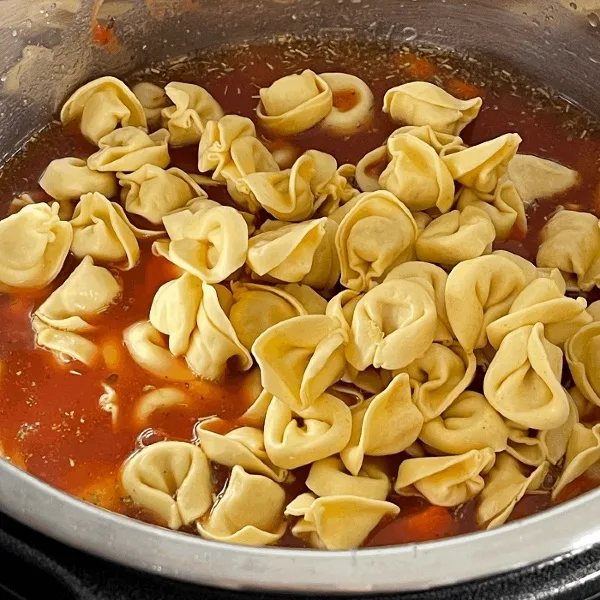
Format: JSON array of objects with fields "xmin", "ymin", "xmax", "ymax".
[
  {"xmin": 346, "ymin": 279, "xmax": 437, "ymax": 371},
  {"xmin": 477, "ymin": 453, "xmax": 549, "ymax": 529},
  {"xmin": 253, "ymin": 314, "xmax": 347, "ymax": 411},
  {"xmin": 446, "ymin": 254, "xmax": 527, "ymax": 351},
  {"xmin": 0, "ymin": 202, "xmax": 72, "ymax": 288},
  {"xmin": 335, "ymin": 190, "xmax": 418, "ymax": 291},
  {"xmin": 161, "ymin": 82, "xmax": 224, "ymax": 146},
  {"xmin": 121, "ymin": 441, "xmax": 213, "ymax": 530},
  {"xmin": 69, "ymin": 192, "xmax": 145, "ymax": 270},
  {"xmin": 198, "ymin": 465, "xmax": 286, "ymax": 546},
  {"xmin": 118, "ymin": 165, "xmax": 206, "ymax": 225},
  {"xmin": 285, "ymin": 492, "xmax": 399, "ymax": 550},
  {"xmin": 484, "ymin": 323, "xmax": 570, "ymax": 430},
  {"xmin": 566, "ymin": 322, "xmax": 600, "ymax": 406},
  {"xmin": 264, "ymin": 393, "xmax": 352, "ymax": 469},
  {"xmin": 397, "ymin": 343, "xmax": 476, "ymax": 421},
  {"xmin": 257, "ymin": 70, "xmax": 333, "ymax": 135},
  {"xmin": 383, "ymin": 81, "xmax": 482, "ymax": 135},
  {"xmin": 341, "ymin": 374, "xmax": 423, "ymax": 475},
  {"xmin": 507, "ymin": 154, "xmax": 579, "ymax": 206},
  {"xmin": 35, "ymin": 256, "xmax": 120, "ymax": 331},
  {"xmin": 395, "ymin": 448, "xmax": 496, "ymax": 506},
  {"xmin": 88, "ymin": 127, "xmax": 170, "ymax": 172},
  {"xmin": 229, "ymin": 282, "xmax": 305, "ymax": 350},
  {"xmin": 61, "ymin": 76, "xmax": 147, "ymax": 144},
  {"xmin": 246, "ymin": 218, "xmax": 340, "ymax": 289},
  {"xmin": 420, "ymin": 391, "xmax": 509, "ymax": 454},
  {"xmin": 39, "ymin": 157, "xmax": 118, "ymax": 202},
  {"xmin": 415, "ymin": 205, "xmax": 496, "ymax": 265},
  {"xmin": 443, "ymin": 133, "xmax": 522, "ymax": 193},
  {"xmin": 157, "ymin": 198, "xmax": 249, "ymax": 283},
  {"xmin": 379, "ymin": 134, "xmax": 455, "ymax": 212},
  {"xmin": 537, "ymin": 210, "xmax": 600, "ymax": 291}
]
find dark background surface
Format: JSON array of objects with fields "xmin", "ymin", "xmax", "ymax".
[{"xmin": 2, "ymin": 513, "xmax": 600, "ymax": 600}]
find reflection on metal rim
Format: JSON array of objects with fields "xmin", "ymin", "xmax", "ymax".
[{"xmin": 1, "ymin": 459, "xmax": 600, "ymax": 593}]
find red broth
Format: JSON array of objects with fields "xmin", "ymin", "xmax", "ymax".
[{"xmin": 0, "ymin": 37, "xmax": 599, "ymax": 546}]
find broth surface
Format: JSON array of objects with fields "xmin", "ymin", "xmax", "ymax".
[{"xmin": 1, "ymin": 36, "xmax": 600, "ymax": 546}]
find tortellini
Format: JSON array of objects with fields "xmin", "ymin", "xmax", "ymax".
[
  {"xmin": 394, "ymin": 448, "xmax": 496, "ymax": 506},
  {"xmin": 477, "ymin": 453, "xmax": 549, "ymax": 529},
  {"xmin": 264, "ymin": 394, "xmax": 352, "ymax": 469},
  {"xmin": 415, "ymin": 205, "xmax": 496, "ymax": 265},
  {"xmin": 383, "ymin": 81, "xmax": 482, "ymax": 135},
  {"xmin": 379, "ymin": 134, "xmax": 455, "ymax": 212},
  {"xmin": 35, "ymin": 256, "xmax": 120, "ymax": 331},
  {"xmin": 445, "ymin": 254, "xmax": 527, "ymax": 351},
  {"xmin": 507, "ymin": 154, "xmax": 579, "ymax": 206},
  {"xmin": 69, "ymin": 192, "xmax": 143, "ymax": 270},
  {"xmin": 198, "ymin": 115, "xmax": 257, "ymax": 177},
  {"xmin": 33, "ymin": 318, "xmax": 100, "ymax": 366},
  {"xmin": 419, "ymin": 392, "xmax": 509, "ymax": 454},
  {"xmin": 552, "ymin": 423, "xmax": 600, "ymax": 499},
  {"xmin": 396, "ymin": 344, "xmax": 476, "ymax": 421},
  {"xmin": 246, "ymin": 218, "xmax": 340, "ymax": 289},
  {"xmin": 121, "ymin": 441, "xmax": 213, "ymax": 530},
  {"xmin": 257, "ymin": 70, "xmax": 333, "ymax": 135},
  {"xmin": 88, "ymin": 127, "xmax": 170, "ymax": 172},
  {"xmin": 252, "ymin": 314, "xmax": 347, "ymax": 411},
  {"xmin": 285, "ymin": 492, "xmax": 399, "ymax": 550},
  {"xmin": 384, "ymin": 261, "xmax": 453, "ymax": 343},
  {"xmin": 243, "ymin": 150, "xmax": 355, "ymax": 222},
  {"xmin": 536, "ymin": 210, "xmax": 600, "ymax": 292},
  {"xmin": 484, "ymin": 323, "xmax": 570, "ymax": 430},
  {"xmin": 566, "ymin": 322, "xmax": 600, "ymax": 406},
  {"xmin": 150, "ymin": 279, "xmax": 251, "ymax": 381},
  {"xmin": 335, "ymin": 190, "xmax": 418, "ymax": 291},
  {"xmin": 198, "ymin": 117, "xmax": 280, "ymax": 212},
  {"xmin": 161, "ymin": 82, "xmax": 224, "ymax": 146},
  {"xmin": 340, "ymin": 374, "xmax": 423, "ymax": 475},
  {"xmin": 39, "ymin": 157, "xmax": 118, "ymax": 202},
  {"xmin": 118, "ymin": 165, "xmax": 206, "ymax": 225},
  {"xmin": 0, "ymin": 202, "xmax": 72, "ymax": 288},
  {"xmin": 443, "ymin": 133, "xmax": 522, "ymax": 193},
  {"xmin": 149, "ymin": 272, "xmax": 204, "ymax": 356},
  {"xmin": 198, "ymin": 466, "xmax": 286, "ymax": 546},
  {"xmin": 195, "ymin": 421, "xmax": 287, "ymax": 482},
  {"xmin": 157, "ymin": 198, "xmax": 249, "ymax": 283},
  {"xmin": 319, "ymin": 72, "xmax": 374, "ymax": 134},
  {"xmin": 229, "ymin": 282, "xmax": 305, "ymax": 350},
  {"xmin": 61, "ymin": 76, "xmax": 147, "ymax": 144},
  {"xmin": 346, "ymin": 279, "xmax": 437, "ymax": 371}
]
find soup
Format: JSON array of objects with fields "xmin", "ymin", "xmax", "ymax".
[{"xmin": 1, "ymin": 36, "xmax": 600, "ymax": 550}]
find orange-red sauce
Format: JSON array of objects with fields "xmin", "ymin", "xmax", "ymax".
[{"xmin": 1, "ymin": 37, "xmax": 600, "ymax": 546}]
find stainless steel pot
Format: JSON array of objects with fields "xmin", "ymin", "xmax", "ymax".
[{"xmin": 1, "ymin": 0, "xmax": 600, "ymax": 593}]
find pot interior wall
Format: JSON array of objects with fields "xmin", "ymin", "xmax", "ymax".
[{"xmin": 0, "ymin": 0, "xmax": 598, "ymax": 162}]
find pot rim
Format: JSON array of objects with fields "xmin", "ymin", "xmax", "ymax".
[{"xmin": 1, "ymin": 459, "xmax": 598, "ymax": 593}]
